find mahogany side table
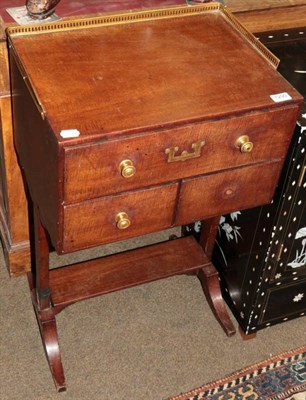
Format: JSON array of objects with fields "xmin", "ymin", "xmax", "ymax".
[
  {"xmin": 1, "ymin": 0, "xmax": 306, "ymax": 277},
  {"xmin": 7, "ymin": 4, "xmax": 302, "ymax": 391}
]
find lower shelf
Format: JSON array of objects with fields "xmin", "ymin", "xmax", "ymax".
[{"xmin": 50, "ymin": 236, "xmax": 210, "ymax": 311}]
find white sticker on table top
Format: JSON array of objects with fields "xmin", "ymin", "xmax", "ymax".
[
  {"xmin": 270, "ymin": 92, "xmax": 292, "ymax": 103},
  {"xmin": 60, "ymin": 129, "xmax": 80, "ymax": 138},
  {"xmin": 60, "ymin": 129, "xmax": 80, "ymax": 139}
]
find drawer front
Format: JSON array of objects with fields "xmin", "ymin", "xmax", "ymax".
[
  {"xmin": 64, "ymin": 107, "xmax": 296, "ymax": 203},
  {"xmin": 62, "ymin": 183, "xmax": 178, "ymax": 253},
  {"xmin": 176, "ymin": 161, "xmax": 282, "ymax": 225},
  {"xmin": 259, "ymin": 280, "xmax": 306, "ymax": 323}
]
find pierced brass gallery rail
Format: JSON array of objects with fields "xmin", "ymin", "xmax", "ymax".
[
  {"xmin": 6, "ymin": 4, "xmax": 222, "ymax": 36},
  {"xmin": 6, "ymin": 4, "xmax": 279, "ymax": 68}
]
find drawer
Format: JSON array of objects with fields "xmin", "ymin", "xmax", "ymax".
[
  {"xmin": 61, "ymin": 183, "xmax": 178, "ymax": 253},
  {"xmin": 260, "ymin": 280, "xmax": 306, "ymax": 323},
  {"xmin": 63, "ymin": 107, "xmax": 297, "ymax": 203},
  {"xmin": 176, "ymin": 161, "xmax": 283, "ymax": 225}
]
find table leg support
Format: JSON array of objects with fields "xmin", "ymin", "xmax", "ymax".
[
  {"xmin": 197, "ymin": 264, "xmax": 236, "ymax": 336},
  {"xmin": 29, "ymin": 207, "xmax": 67, "ymax": 391},
  {"xmin": 198, "ymin": 217, "xmax": 236, "ymax": 337},
  {"xmin": 28, "ymin": 271, "xmax": 66, "ymax": 392},
  {"xmin": 36, "ymin": 308, "xmax": 66, "ymax": 392}
]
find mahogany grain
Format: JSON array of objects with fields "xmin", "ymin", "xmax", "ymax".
[
  {"xmin": 50, "ymin": 236, "xmax": 209, "ymax": 310},
  {"xmin": 62, "ymin": 183, "xmax": 178, "ymax": 252},
  {"xmin": 1, "ymin": 0, "xmax": 305, "ymax": 277},
  {"xmin": 176, "ymin": 161, "xmax": 284, "ymax": 225},
  {"xmin": 7, "ymin": 6, "xmax": 303, "ymax": 390},
  {"xmin": 64, "ymin": 107, "xmax": 298, "ymax": 203},
  {"xmin": 9, "ymin": 13, "xmax": 301, "ymax": 142}
]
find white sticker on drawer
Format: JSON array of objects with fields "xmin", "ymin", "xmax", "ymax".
[
  {"xmin": 270, "ymin": 92, "xmax": 292, "ymax": 102},
  {"xmin": 60, "ymin": 129, "xmax": 80, "ymax": 138}
]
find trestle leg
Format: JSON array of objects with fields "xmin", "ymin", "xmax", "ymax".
[
  {"xmin": 28, "ymin": 207, "xmax": 66, "ymax": 391},
  {"xmin": 197, "ymin": 217, "xmax": 236, "ymax": 337}
]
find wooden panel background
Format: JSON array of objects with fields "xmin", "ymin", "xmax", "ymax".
[{"xmin": 227, "ymin": 0, "xmax": 306, "ymax": 11}]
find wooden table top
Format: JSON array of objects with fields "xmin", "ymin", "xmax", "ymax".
[{"xmin": 7, "ymin": 5, "xmax": 302, "ymax": 145}]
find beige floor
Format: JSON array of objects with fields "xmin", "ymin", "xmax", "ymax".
[{"xmin": 0, "ymin": 230, "xmax": 305, "ymax": 400}]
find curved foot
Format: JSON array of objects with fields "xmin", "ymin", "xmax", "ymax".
[
  {"xmin": 40, "ymin": 318, "xmax": 67, "ymax": 392},
  {"xmin": 30, "ymin": 289, "xmax": 66, "ymax": 392},
  {"xmin": 198, "ymin": 263, "xmax": 236, "ymax": 337}
]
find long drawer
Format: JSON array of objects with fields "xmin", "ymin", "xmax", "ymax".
[{"xmin": 63, "ymin": 107, "xmax": 297, "ymax": 203}]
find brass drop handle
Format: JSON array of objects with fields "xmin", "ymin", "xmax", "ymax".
[
  {"xmin": 235, "ymin": 135, "xmax": 253, "ymax": 153},
  {"xmin": 165, "ymin": 141, "xmax": 205, "ymax": 163},
  {"xmin": 119, "ymin": 159, "xmax": 136, "ymax": 178},
  {"xmin": 115, "ymin": 212, "xmax": 131, "ymax": 230}
]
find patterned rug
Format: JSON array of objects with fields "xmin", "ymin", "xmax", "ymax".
[{"xmin": 169, "ymin": 346, "xmax": 306, "ymax": 400}]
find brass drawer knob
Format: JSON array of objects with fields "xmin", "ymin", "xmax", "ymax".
[
  {"xmin": 119, "ymin": 159, "xmax": 136, "ymax": 178},
  {"xmin": 115, "ymin": 212, "xmax": 131, "ymax": 230},
  {"xmin": 235, "ymin": 135, "xmax": 253, "ymax": 153}
]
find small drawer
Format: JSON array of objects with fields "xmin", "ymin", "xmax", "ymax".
[
  {"xmin": 63, "ymin": 107, "xmax": 297, "ymax": 203},
  {"xmin": 260, "ymin": 280, "xmax": 306, "ymax": 323},
  {"xmin": 61, "ymin": 183, "xmax": 178, "ymax": 253},
  {"xmin": 176, "ymin": 161, "xmax": 283, "ymax": 225}
]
